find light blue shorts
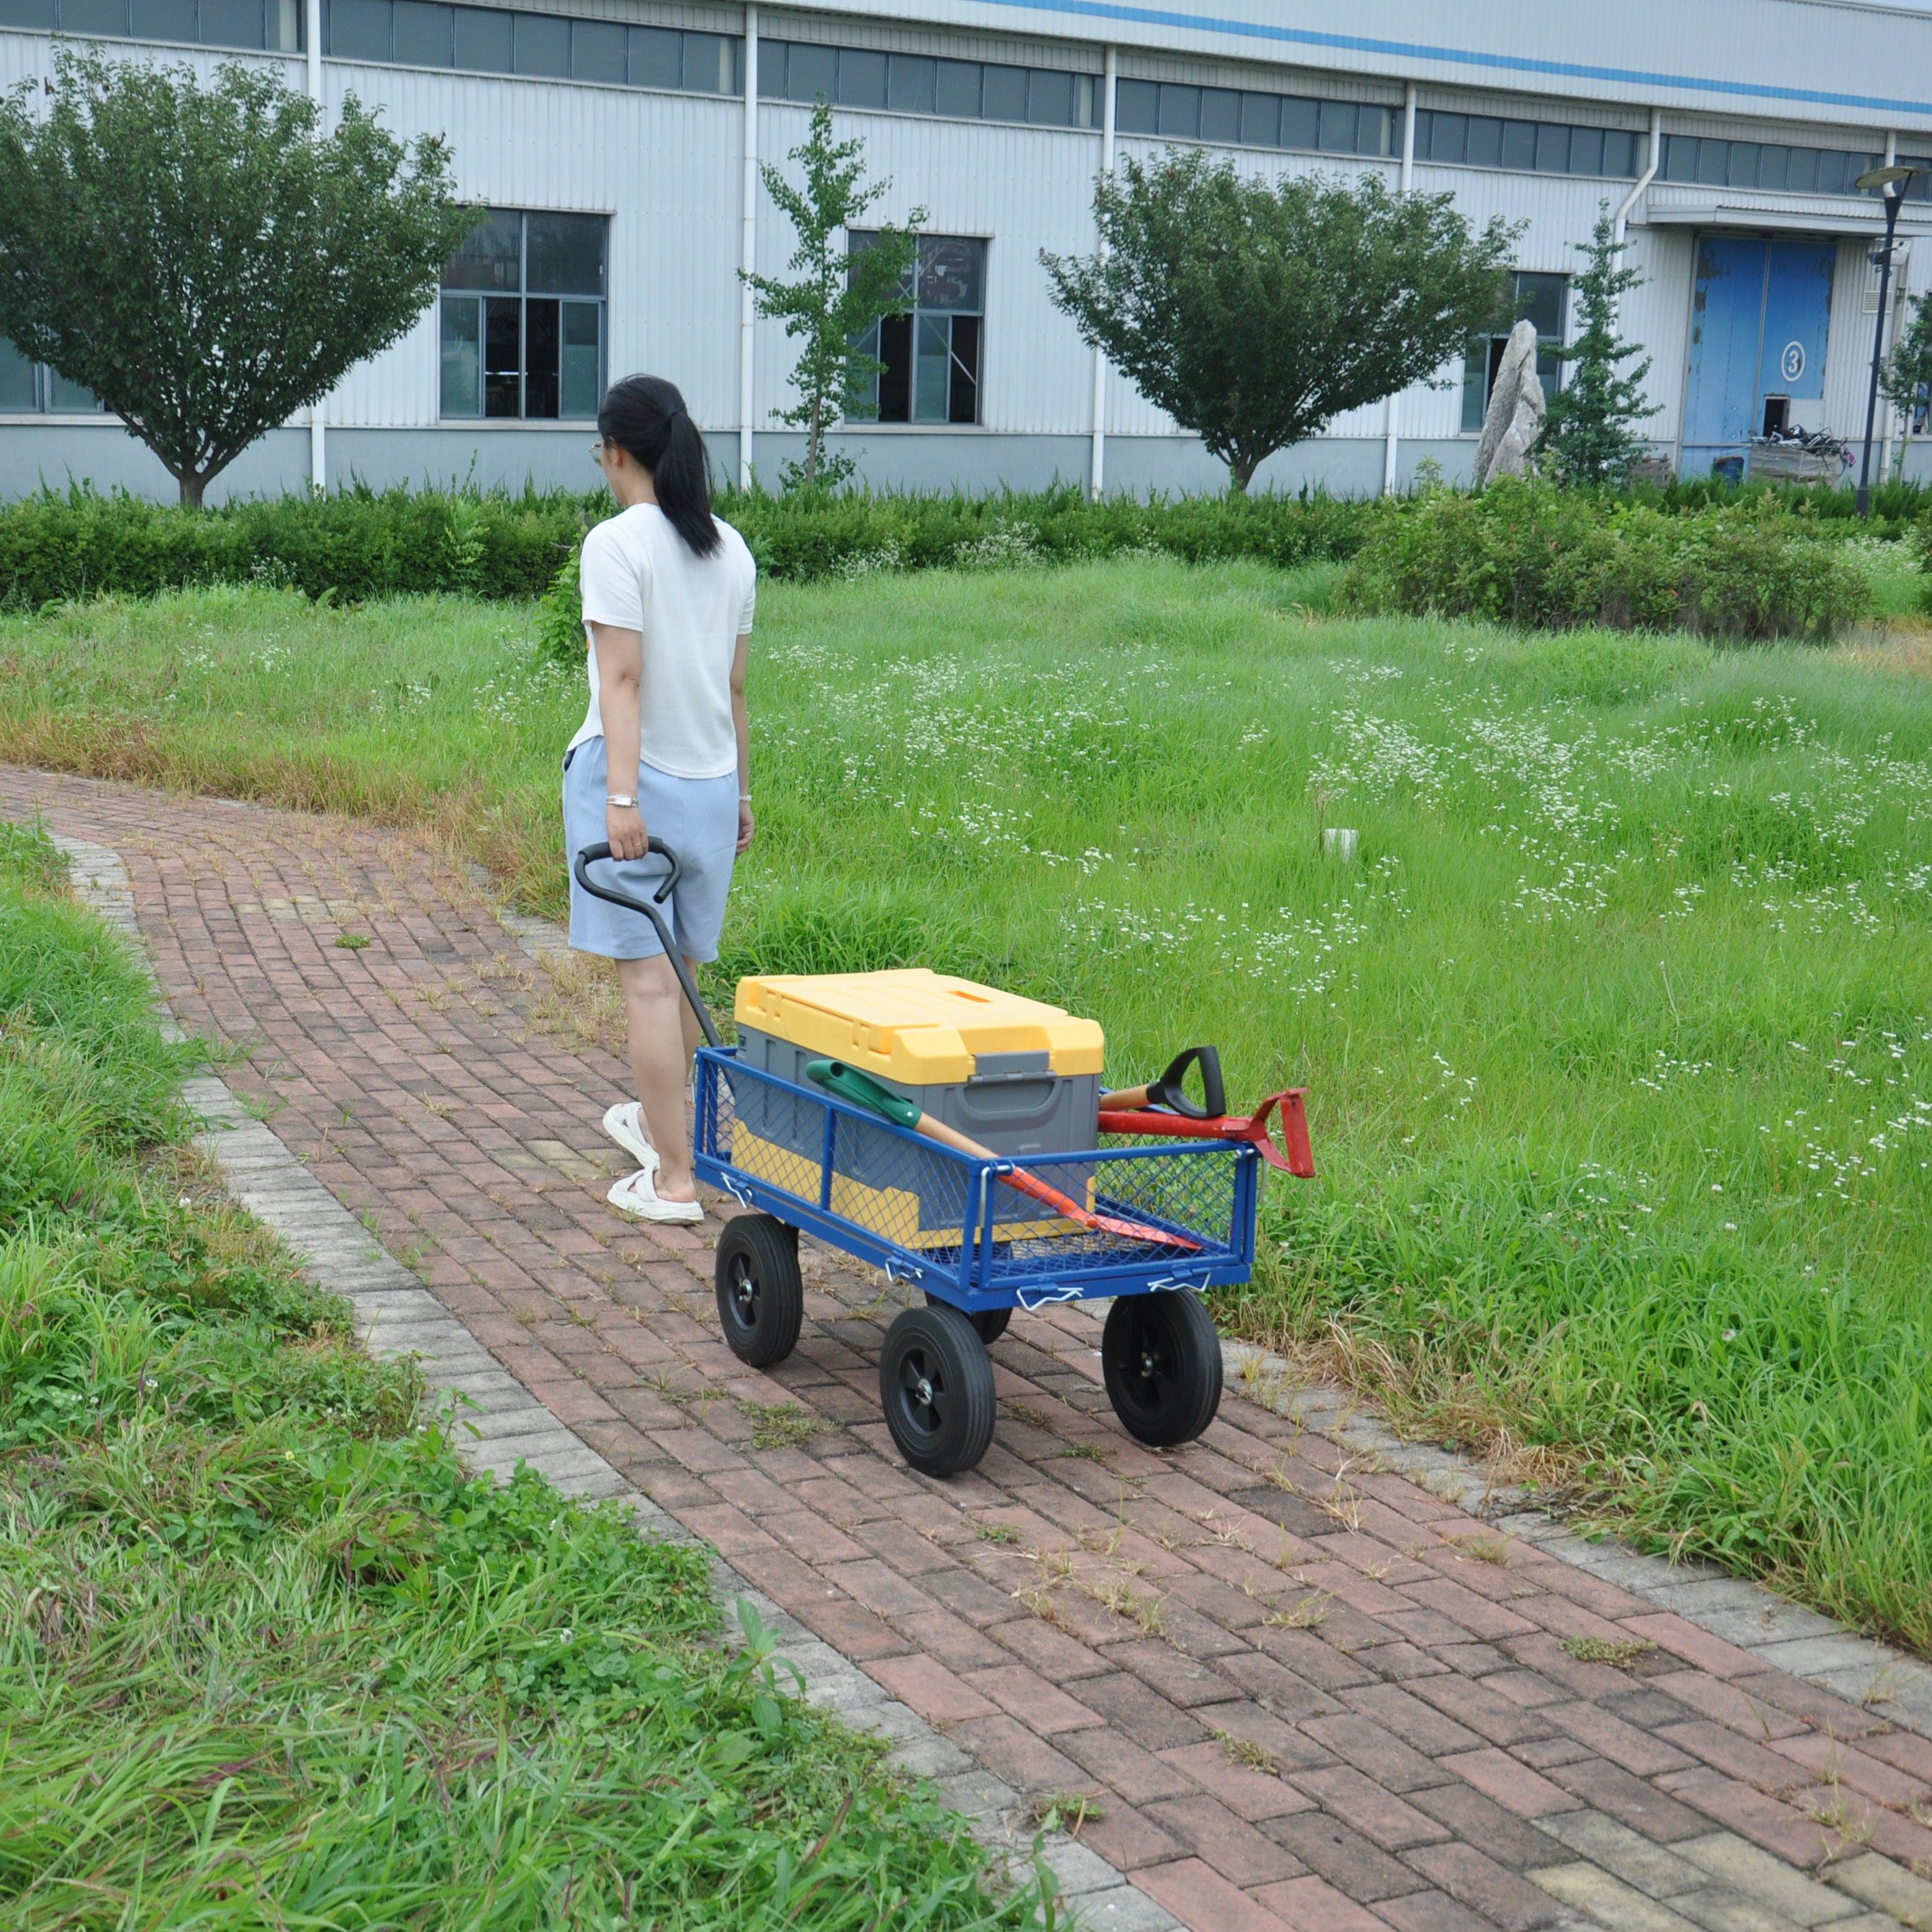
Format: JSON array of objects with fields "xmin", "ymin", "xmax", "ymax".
[{"xmin": 562, "ymin": 737, "xmax": 739, "ymax": 962}]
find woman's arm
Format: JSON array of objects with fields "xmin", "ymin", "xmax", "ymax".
[
  {"xmin": 731, "ymin": 632, "xmax": 754, "ymax": 855},
  {"xmin": 592, "ymin": 622, "xmax": 649, "ymax": 860}
]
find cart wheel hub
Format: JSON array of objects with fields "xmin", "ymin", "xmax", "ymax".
[
  {"xmin": 1140, "ymin": 1351, "xmax": 1159, "ymax": 1378},
  {"xmin": 916, "ymin": 1377, "xmax": 934, "ymax": 1405}
]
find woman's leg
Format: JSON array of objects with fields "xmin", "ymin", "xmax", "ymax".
[{"xmin": 617, "ymin": 951, "xmax": 703, "ymax": 1201}]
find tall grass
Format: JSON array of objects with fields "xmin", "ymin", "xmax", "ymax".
[
  {"xmin": 0, "ymin": 818, "xmax": 1050, "ymax": 1929},
  {"xmin": 3, "ymin": 566, "xmax": 1931, "ymax": 1648}
]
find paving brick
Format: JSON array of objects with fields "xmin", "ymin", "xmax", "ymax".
[
  {"xmin": 1248, "ymin": 1875, "xmax": 1389, "ymax": 1931},
  {"xmin": 1766, "ymin": 1732, "xmax": 1932, "ymax": 1812},
  {"xmin": 1438, "ymin": 1748, "xmax": 1580, "ymax": 1820},
  {"xmin": 1544, "ymin": 1702, "xmax": 1698, "ymax": 1779},
  {"xmin": 1058, "ymin": 1726, "xmax": 1205, "ymax": 1805},
  {"xmin": 1369, "ymin": 1888, "xmax": 1505, "ymax": 1932},
  {"xmin": 1410, "ymin": 1674, "xmax": 1559, "ymax": 1747},
  {"xmin": 1619, "ymin": 1614, "xmax": 1769, "ymax": 1683},
  {"xmin": 1265, "ymin": 1812, "xmax": 1425, "ymax": 1903},
  {"xmin": 1405, "ymin": 1780, "xmax": 1574, "ymax": 1871},
  {"xmin": 1546, "ymin": 1758, "xmax": 1714, "ymax": 1843},
  {"xmin": 1401, "ymin": 1843, "xmax": 1565, "ymax": 1930},
  {"xmin": 948, "ymin": 1714, "xmax": 1086, "ymax": 1794},
  {"xmin": 865, "ymin": 1654, "xmax": 998, "ymax": 1726},
  {"xmin": 1298, "ymin": 1713, "xmax": 1455, "ymax": 1794},
  {"xmin": 1143, "ymin": 1794, "xmax": 1308, "ymax": 1885},
  {"xmin": 1288, "ymin": 1766, "xmax": 1452, "ymax": 1852},
  {"xmin": 963, "ymin": 1662, "xmax": 1105, "ymax": 1735},
  {"xmin": 1654, "ymin": 1767, "xmax": 1833, "ymax": 1870},
  {"xmin": 1157, "ymin": 1742, "xmax": 1317, "ymax": 1823},
  {"xmin": 1073, "ymin": 1673, "xmax": 1215, "ymax": 1752},
  {"xmin": 1659, "ymin": 1720, "xmax": 1818, "ymax": 1798},
  {"xmin": 1338, "ymin": 1683, "xmax": 1484, "ymax": 1758},
  {"xmin": 1133, "ymin": 1858, "xmax": 1296, "ymax": 1932},
  {"xmin": 1651, "ymin": 1671, "xmax": 1810, "ymax": 1741}
]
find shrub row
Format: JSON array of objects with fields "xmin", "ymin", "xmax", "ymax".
[
  {"xmin": 1337, "ymin": 480, "xmax": 1875, "ymax": 640},
  {"xmin": 0, "ymin": 472, "xmax": 1913, "ymax": 613},
  {"xmin": 0, "ymin": 481, "xmax": 1376, "ymax": 608}
]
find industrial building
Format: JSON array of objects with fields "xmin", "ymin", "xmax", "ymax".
[{"xmin": 3, "ymin": 0, "xmax": 1932, "ymax": 497}]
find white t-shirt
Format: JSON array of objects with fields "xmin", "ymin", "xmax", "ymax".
[{"xmin": 568, "ymin": 504, "xmax": 757, "ymax": 780}]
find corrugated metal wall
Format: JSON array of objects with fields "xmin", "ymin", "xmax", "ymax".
[{"xmin": 5, "ymin": 3, "xmax": 1932, "ymax": 482}]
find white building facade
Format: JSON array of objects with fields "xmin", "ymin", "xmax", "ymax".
[{"xmin": 5, "ymin": 0, "xmax": 1932, "ymax": 497}]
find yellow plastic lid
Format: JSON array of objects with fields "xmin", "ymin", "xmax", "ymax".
[{"xmin": 734, "ymin": 968, "xmax": 1104, "ymax": 1083}]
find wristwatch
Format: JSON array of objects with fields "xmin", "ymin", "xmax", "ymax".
[{"xmin": 606, "ymin": 795, "xmax": 637, "ymax": 808}]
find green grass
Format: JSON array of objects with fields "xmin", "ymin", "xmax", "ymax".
[
  {"xmin": 4, "ymin": 564, "xmax": 1932, "ymax": 1653},
  {"xmin": 0, "ymin": 818, "xmax": 1050, "ymax": 1929}
]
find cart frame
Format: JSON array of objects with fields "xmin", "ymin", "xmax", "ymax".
[{"xmin": 693, "ymin": 1047, "xmax": 1260, "ymax": 1315}]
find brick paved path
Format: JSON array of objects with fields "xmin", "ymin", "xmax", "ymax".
[{"xmin": 13, "ymin": 765, "xmax": 1932, "ymax": 1932}]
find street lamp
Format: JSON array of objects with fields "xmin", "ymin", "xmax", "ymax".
[{"xmin": 1854, "ymin": 162, "xmax": 1921, "ymax": 518}]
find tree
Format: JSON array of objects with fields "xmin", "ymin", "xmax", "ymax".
[
  {"xmin": 1879, "ymin": 288, "xmax": 1932, "ymax": 469},
  {"xmin": 1540, "ymin": 205, "xmax": 1658, "ymax": 485},
  {"xmin": 0, "ymin": 51, "xmax": 474, "ymax": 506},
  {"xmin": 1041, "ymin": 151, "xmax": 1516, "ymax": 493},
  {"xmin": 744, "ymin": 100, "xmax": 924, "ymax": 493}
]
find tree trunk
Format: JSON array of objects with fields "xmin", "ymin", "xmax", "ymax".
[
  {"xmin": 178, "ymin": 470, "xmax": 206, "ymax": 509},
  {"xmin": 806, "ymin": 392, "xmax": 823, "ymax": 488},
  {"xmin": 1227, "ymin": 454, "xmax": 1257, "ymax": 495}
]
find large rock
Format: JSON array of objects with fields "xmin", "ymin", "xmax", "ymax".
[{"xmin": 1473, "ymin": 318, "xmax": 1546, "ymax": 487}]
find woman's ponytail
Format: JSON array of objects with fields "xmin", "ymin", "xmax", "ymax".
[{"xmin": 598, "ymin": 374, "xmax": 720, "ymax": 557}]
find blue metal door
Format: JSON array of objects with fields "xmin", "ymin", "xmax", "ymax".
[
  {"xmin": 1758, "ymin": 241, "xmax": 1834, "ymax": 414},
  {"xmin": 1681, "ymin": 236, "xmax": 1835, "ymax": 476}
]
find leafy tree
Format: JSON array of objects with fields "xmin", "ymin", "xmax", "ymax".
[
  {"xmin": 1041, "ymin": 150, "xmax": 1516, "ymax": 493},
  {"xmin": 745, "ymin": 102, "xmax": 924, "ymax": 493},
  {"xmin": 0, "ymin": 52, "xmax": 474, "ymax": 506},
  {"xmin": 1879, "ymin": 288, "xmax": 1932, "ymax": 453},
  {"xmin": 1541, "ymin": 205, "xmax": 1658, "ymax": 485}
]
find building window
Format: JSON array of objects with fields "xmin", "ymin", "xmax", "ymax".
[
  {"xmin": 440, "ymin": 210, "xmax": 604, "ymax": 420},
  {"xmin": 0, "ymin": 0, "xmax": 298, "ymax": 48},
  {"xmin": 0, "ymin": 338, "xmax": 103, "ymax": 413},
  {"xmin": 762, "ymin": 42, "xmax": 1096, "ymax": 129},
  {"xmin": 320, "ymin": 1, "xmax": 737, "ymax": 89},
  {"xmin": 1462, "ymin": 272, "xmax": 1566, "ymax": 431},
  {"xmin": 1116, "ymin": 79, "xmax": 1392, "ymax": 159},
  {"xmin": 1415, "ymin": 110, "xmax": 1640, "ymax": 179},
  {"xmin": 1659, "ymin": 134, "xmax": 1931, "ymax": 200},
  {"xmin": 846, "ymin": 234, "xmax": 985, "ymax": 425}
]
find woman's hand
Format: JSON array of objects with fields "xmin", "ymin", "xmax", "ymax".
[
  {"xmin": 736, "ymin": 799, "xmax": 755, "ymax": 855},
  {"xmin": 607, "ymin": 801, "xmax": 649, "ymax": 861}
]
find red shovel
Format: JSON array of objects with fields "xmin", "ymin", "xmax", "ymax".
[{"xmin": 1099, "ymin": 1089, "xmax": 1316, "ymax": 1179}]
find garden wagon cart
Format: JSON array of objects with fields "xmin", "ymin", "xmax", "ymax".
[{"xmin": 577, "ymin": 842, "xmax": 1306, "ymax": 1478}]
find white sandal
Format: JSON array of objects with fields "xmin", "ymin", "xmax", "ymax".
[
  {"xmin": 602, "ymin": 1101, "xmax": 659, "ymax": 1171},
  {"xmin": 607, "ymin": 1165, "xmax": 703, "ymax": 1225}
]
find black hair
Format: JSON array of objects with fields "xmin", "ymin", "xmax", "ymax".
[{"xmin": 598, "ymin": 374, "xmax": 720, "ymax": 558}]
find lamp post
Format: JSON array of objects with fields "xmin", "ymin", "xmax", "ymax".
[{"xmin": 1855, "ymin": 163, "xmax": 1920, "ymax": 518}]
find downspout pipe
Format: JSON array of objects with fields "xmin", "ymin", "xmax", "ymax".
[
  {"xmin": 1612, "ymin": 108, "xmax": 1662, "ymax": 257},
  {"xmin": 1381, "ymin": 82, "xmax": 1415, "ymax": 496},
  {"xmin": 739, "ymin": 5, "xmax": 758, "ymax": 492},
  {"xmin": 1088, "ymin": 44, "xmax": 1116, "ymax": 501},
  {"xmin": 307, "ymin": 0, "xmax": 324, "ymax": 493}
]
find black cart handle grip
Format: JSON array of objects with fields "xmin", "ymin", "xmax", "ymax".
[{"xmin": 576, "ymin": 836, "xmax": 680, "ymax": 904}]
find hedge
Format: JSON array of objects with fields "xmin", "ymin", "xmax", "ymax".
[
  {"xmin": 1337, "ymin": 478, "xmax": 1874, "ymax": 640},
  {"xmin": 0, "ymin": 472, "xmax": 1916, "ymax": 613}
]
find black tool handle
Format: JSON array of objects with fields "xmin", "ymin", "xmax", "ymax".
[
  {"xmin": 1148, "ymin": 1045, "xmax": 1225, "ymax": 1120},
  {"xmin": 572, "ymin": 841, "xmax": 723, "ymax": 1048}
]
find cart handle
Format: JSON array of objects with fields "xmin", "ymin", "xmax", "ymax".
[{"xmin": 572, "ymin": 840, "xmax": 723, "ymax": 1049}]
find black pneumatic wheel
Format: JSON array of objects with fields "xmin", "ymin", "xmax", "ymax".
[
  {"xmin": 880, "ymin": 1305, "xmax": 996, "ymax": 1477},
  {"xmin": 927, "ymin": 1292, "xmax": 1011, "ymax": 1346},
  {"xmin": 1101, "ymin": 1292, "xmax": 1223, "ymax": 1448},
  {"xmin": 714, "ymin": 1214, "xmax": 804, "ymax": 1368}
]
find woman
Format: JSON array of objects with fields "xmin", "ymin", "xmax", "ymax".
[{"xmin": 563, "ymin": 374, "xmax": 755, "ymax": 1223}]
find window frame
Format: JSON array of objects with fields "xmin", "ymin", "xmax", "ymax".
[
  {"xmin": 1461, "ymin": 271, "xmax": 1569, "ymax": 434},
  {"xmin": 844, "ymin": 232, "xmax": 989, "ymax": 430},
  {"xmin": 438, "ymin": 209, "xmax": 607, "ymax": 423}
]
